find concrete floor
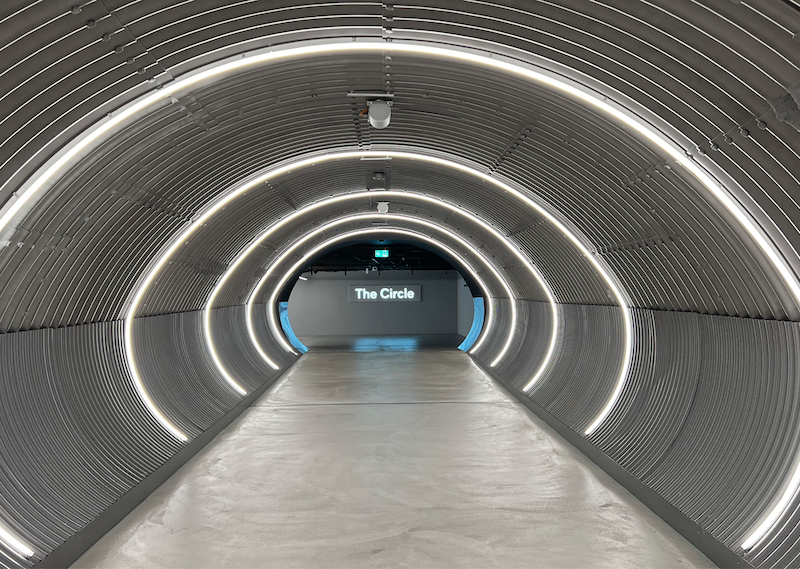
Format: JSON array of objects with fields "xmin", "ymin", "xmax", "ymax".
[
  {"xmin": 74, "ymin": 342, "xmax": 715, "ymax": 569},
  {"xmin": 299, "ymin": 334, "xmax": 465, "ymax": 351}
]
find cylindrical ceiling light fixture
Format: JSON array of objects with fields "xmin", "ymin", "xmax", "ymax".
[{"xmin": 368, "ymin": 99, "xmax": 391, "ymax": 129}]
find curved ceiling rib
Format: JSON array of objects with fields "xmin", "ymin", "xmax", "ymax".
[
  {"xmin": 204, "ymin": 209, "xmax": 511, "ymax": 401},
  {"xmin": 8, "ymin": 39, "xmax": 798, "ymax": 451}
]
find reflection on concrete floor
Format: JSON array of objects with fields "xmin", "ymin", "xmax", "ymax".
[{"xmin": 299, "ymin": 334, "xmax": 465, "ymax": 352}]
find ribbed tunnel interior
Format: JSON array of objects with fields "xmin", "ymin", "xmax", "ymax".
[{"xmin": 3, "ymin": 1, "xmax": 800, "ymax": 567}]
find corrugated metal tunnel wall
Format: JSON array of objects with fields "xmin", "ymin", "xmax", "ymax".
[{"xmin": 1, "ymin": 1, "xmax": 800, "ymax": 567}]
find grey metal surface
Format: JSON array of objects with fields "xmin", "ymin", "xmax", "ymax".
[
  {"xmin": 528, "ymin": 304, "xmax": 626, "ymax": 433},
  {"xmin": 0, "ymin": 321, "xmax": 181, "ymax": 567},
  {"xmin": 248, "ymin": 302, "xmax": 305, "ymax": 370},
  {"xmin": 484, "ymin": 362, "xmax": 752, "ymax": 569},
  {"xmin": 0, "ymin": 307, "xmax": 293, "ymax": 566},
  {"xmin": 645, "ymin": 315, "xmax": 800, "ymax": 555},
  {"xmin": 132, "ymin": 311, "xmax": 244, "ymax": 438},
  {"xmin": 35, "ymin": 354, "xmax": 298, "ymax": 569},
  {"xmin": 210, "ymin": 305, "xmax": 285, "ymax": 392},
  {"xmin": 0, "ymin": 1, "xmax": 798, "ymax": 568},
  {"xmin": 590, "ymin": 309, "xmax": 699, "ymax": 479},
  {"xmin": 471, "ymin": 305, "xmax": 800, "ymax": 567},
  {"xmin": 1, "ymin": 5, "xmax": 798, "ymax": 324},
  {"xmin": 489, "ymin": 299, "xmax": 558, "ymax": 387}
]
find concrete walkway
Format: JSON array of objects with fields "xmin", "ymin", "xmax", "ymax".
[{"xmin": 74, "ymin": 347, "xmax": 715, "ymax": 568}]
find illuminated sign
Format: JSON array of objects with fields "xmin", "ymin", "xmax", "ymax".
[
  {"xmin": 374, "ymin": 249, "xmax": 389, "ymax": 258},
  {"xmin": 349, "ymin": 285, "xmax": 421, "ymax": 302}
]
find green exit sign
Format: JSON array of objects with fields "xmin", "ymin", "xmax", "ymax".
[{"xmin": 374, "ymin": 249, "xmax": 389, "ymax": 258}]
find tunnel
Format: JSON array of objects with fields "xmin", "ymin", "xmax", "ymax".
[
  {"xmin": 280, "ymin": 239, "xmax": 483, "ymax": 349},
  {"xmin": 1, "ymin": 1, "xmax": 800, "ymax": 567}
]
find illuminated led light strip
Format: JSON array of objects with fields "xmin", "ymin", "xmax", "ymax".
[
  {"xmin": 743, "ymin": 472, "xmax": 800, "ymax": 550},
  {"xmin": 120, "ymin": 147, "xmax": 566, "ymax": 447},
  {"xmin": 205, "ymin": 259, "xmax": 279, "ymax": 384},
  {"xmin": 0, "ymin": 40, "xmax": 636, "ymax": 448},
  {"xmin": 204, "ymin": 190, "xmax": 557, "ymax": 392},
  {"xmin": 5, "ymin": 40, "xmax": 795, "ymax": 546},
  {"xmin": 0, "ymin": 524, "xmax": 33, "ymax": 559},
  {"xmin": 247, "ymin": 214, "xmax": 510, "ymax": 360},
  {"xmin": 123, "ymin": 319, "xmax": 188, "ymax": 441},
  {"xmin": 133, "ymin": 147, "xmax": 621, "ymax": 443},
  {"xmin": 249, "ymin": 213, "xmax": 498, "ymax": 357},
  {"xmin": 202, "ymin": 299, "xmax": 250, "ymax": 394},
  {"xmin": 258, "ymin": 226, "xmax": 496, "ymax": 358},
  {"xmin": 252, "ymin": 216, "xmax": 497, "ymax": 354}
]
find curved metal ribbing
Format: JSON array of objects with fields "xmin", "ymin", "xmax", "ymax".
[
  {"xmin": 523, "ymin": 304, "xmax": 626, "ymax": 433},
  {"xmin": 0, "ymin": 1, "xmax": 799, "ymax": 567},
  {"xmin": 644, "ymin": 315, "xmax": 800, "ymax": 551},
  {"xmin": 0, "ymin": 322, "xmax": 181, "ymax": 564},
  {"xmin": 0, "ymin": 308, "xmax": 291, "ymax": 565},
  {"xmin": 248, "ymin": 302, "xmax": 304, "ymax": 366},
  {"xmin": 210, "ymin": 305, "xmax": 288, "ymax": 391},
  {"xmin": 477, "ymin": 299, "xmax": 557, "ymax": 383},
  {"xmin": 0, "ymin": 46, "xmax": 794, "ymax": 323},
  {"xmin": 494, "ymin": 301, "xmax": 554, "ymax": 388},
  {"xmin": 132, "ymin": 311, "xmax": 244, "ymax": 438},
  {"xmin": 590, "ymin": 309, "xmax": 700, "ymax": 478},
  {"xmin": 471, "ymin": 304, "xmax": 800, "ymax": 566}
]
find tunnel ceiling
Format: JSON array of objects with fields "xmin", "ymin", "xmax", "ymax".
[
  {"xmin": 0, "ymin": 0, "xmax": 799, "ymax": 332},
  {"xmin": 305, "ymin": 242, "xmax": 456, "ymax": 272},
  {"xmin": 3, "ymin": 2, "xmax": 800, "ymax": 568}
]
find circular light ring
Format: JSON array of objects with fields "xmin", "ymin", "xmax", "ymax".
[
  {"xmin": 248, "ymin": 213, "xmax": 513, "ymax": 361},
  {"xmin": 203, "ymin": 190, "xmax": 558, "ymax": 406},
  {"xmin": 125, "ymin": 147, "xmax": 627, "ymax": 445},
  {"xmin": 259, "ymin": 226, "xmax": 499, "ymax": 360},
  {"xmin": 5, "ymin": 39, "xmax": 793, "ymax": 549}
]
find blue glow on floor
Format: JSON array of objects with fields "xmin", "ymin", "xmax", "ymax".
[{"xmin": 351, "ymin": 337, "xmax": 421, "ymax": 352}]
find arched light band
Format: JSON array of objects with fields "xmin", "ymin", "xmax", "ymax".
[
  {"xmin": 260, "ymin": 227, "xmax": 497, "ymax": 361},
  {"xmin": 0, "ymin": 525, "xmax": 33, "ymax": 559},
  {"xmin": 204, "ymin": 190, "xmax": 557, "ymax": 398},
  {"xmin": 124, "ymin": 148, "xmax": 626, "ymax": 445},
  {"xmin": 5, "ymin": 38, "xmax": 793, "ymax": 549},
  {"xmin": 0, "ymin": 38, "xmax": 634, "ymax": 448},
  {"xmin": 246, "ymin": 214, "xmax": 511, "ymax": 361}
]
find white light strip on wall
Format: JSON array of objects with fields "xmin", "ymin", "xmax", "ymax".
[
  {"xmin": 6, "ymin": 40, "xmax": 795, "ymax": 547},
  {"xmin": 246, "ymin": 214, "xmax": 509, "ymax": 360},
  {"xmin": 252, "ymin": 215, "xmax": 496, "ymax": 353},
  {"xmin": 263, "ymin": 227, "xmax": 494, "ymax": 354},
  {"xmin": 0, "ymin": 524, "xmax": 33, "ymax": 559},
  {"xmin": 122, "ymin": 147, "xmax": 570, "ymax": 446},
  {"xmin": 742, "ymin": 470, "xmax": 800, "ymax": 550},
  {"xmin": 205, "ymin": 267, "xmax": 279, "ymax": 377},
  {"xmin": 202, "ymin": 299, "xmax": 250, "ymax": 394},
  {"xmin": 124, "ymin": 147, "xmax": 621, "ymax": 443},
  {"xmin": 204, "ymin": 190, "xmax": 557, "ymax": 391},
  {"xmin": 122, "ymin": 326, "xmax": 189, "ymax": 441}
]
